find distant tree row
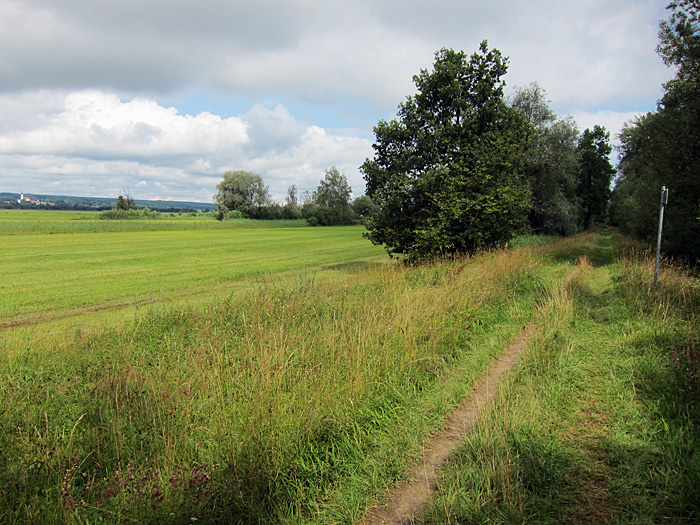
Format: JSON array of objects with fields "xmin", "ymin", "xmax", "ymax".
[
  {"xmin": 214, "ymin": 42, "xmax": 622, "ymax": 258},
  {"xmin": 611, "ymin": 1, "xmax": 700, "ymax": 263},
  {"xmin": 360, "ymin": 41, "xmax": 616, "ymax": 260},
  {"xmin": 0, "ymin": 200, "xmax": 112, "ymax": 211},
  {"xmin": 214, "ymin": 167, "xmax": 377, "ymax": 225}
]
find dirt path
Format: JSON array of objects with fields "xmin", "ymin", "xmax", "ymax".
[
  {"xmin": 362, "ymin": 324, "xmax": 537, "ymax": 524},
  {"xmin": 363, "ymin": 268, "xmax": 578, "ymax": 524}
]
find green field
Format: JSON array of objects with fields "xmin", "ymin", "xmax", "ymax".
[
  {"xmin": 0, "ymin": 209, "xmax": 303, "ymax": 233},
  {"xmin": 0, "ymin": 213, "xmax": 698, "ymax": 523},
  {"xmin": 1, "ymin": 211, "xmax": 386, "ymax": 339}
]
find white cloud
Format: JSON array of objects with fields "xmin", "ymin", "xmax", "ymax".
[
  {"xmin": 246, "ymin": 125, "xmax": 373, "ymax": 201},
  {"xmin": 0, "ymin": 90, "xmax": 372, "ymax": 201},
  {"xmin": 571, "ymin": 109, "xmax": 644, "ymax": 145},
  {"xmin": 0, "ymin": 0, "xmax": 676, "ymax": 201},
  {"xmin": 0, "ymin": 91, "xmax": 248, "ymax": 161}
]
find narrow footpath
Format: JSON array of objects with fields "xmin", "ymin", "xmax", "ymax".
[{"xmin": 363, "ymin": 269, "xmax": 577, "ymax": 524}]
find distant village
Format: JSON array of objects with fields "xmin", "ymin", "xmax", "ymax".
[
  {"xmin": 0, "ymin": 191, "xmax": 109, "ymax": 210},
  {"xmin": 0, "ymin": 191, "xmax": 216, "ymax": 213},
  {"xmin": 12, "ymin": 193, "xmax": 57, "ymax": 207}
]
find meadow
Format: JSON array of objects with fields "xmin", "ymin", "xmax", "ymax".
[
  {"xmin": 1, "ymin": 211, "xmax": 384, "ymax": 345},
  {"xmin": 0, "ymin": 211, "xmax": 698, "ymax": 523},
  {"xmin": 424, "ymin": 234, "xmax": 700, "ymax": 523}
]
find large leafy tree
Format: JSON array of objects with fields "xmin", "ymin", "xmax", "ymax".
[
  {"xmin": 577, "ymin": 125, "xmax": 615, "ymax": 230},
  {"xmin": 283, "ymin": 184, "xmax": 301, "ymax": 219},
  {"xmin": 611, "ymin": 1, "xmax": 700, "ymax": 262},
  {"xmin": 511, "ymin": 83, "xmax": 580, "ymax": 235},
  {"xmin": 314, "ymin": 167, "xmax": 352, "ymax": 211},
  {"xmin": 303, "ymin": 167, "xmax": 354, "ymax": 226},
  {"xmin": 658, "ymin": 0, "xmax": 700, "ymax": 105},
  {"xmin": 361, "ymin": 42, "xmax": 531, "ymax": 260},
  {"xmin": 657, "ymin": 0, "xmax": 700, "ymax": 261},
  {"xmin": 214, "ymin": 170, "xmax": 269, "ymax": 218},
  {"xmin": 612, "ymin": 112, "xmax": 670, "ymax": 240},
  {"xmin": 351, "ymin": 195, "xmax": 379, "ymax": 221}
]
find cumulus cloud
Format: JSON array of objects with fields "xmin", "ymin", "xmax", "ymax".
[
  {"xmin": 0, "ymin": 0, "xmax": 675, "ymax": 201},
  {"xmin": 246, "ymin": 124, "xmax": 374, "ymax": 200},
  {"xmin": 3, "ymin": 91, "xmax": 249, "ymax": 156},
  {"xmin": 0, "ymin": 90, "xmax": 372, "ymax": 201}
]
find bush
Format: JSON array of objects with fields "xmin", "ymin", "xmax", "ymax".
[
  {"xmin": 99, "ymin": 208, "xmax": 160, "ymax": 220},
  {"xmin": 302, "ymin": 203, "xmax": 354, "ymax": 226},
  {"xmin": 225, "ymin": 209, "xmax": 245, "ymax": 220}
]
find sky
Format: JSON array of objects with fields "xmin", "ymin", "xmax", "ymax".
[{"xmin": 0, "ymin": 0, "xmax": 674, "ymax": 203}]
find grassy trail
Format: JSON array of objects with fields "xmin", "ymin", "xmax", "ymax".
[
  {"xmin": 422, "ymin": 231, "xmax": 700, "ymax": 523},
  {"xmin": 365, "ymin": 266, "xmax": 583, "ymax": 525}
]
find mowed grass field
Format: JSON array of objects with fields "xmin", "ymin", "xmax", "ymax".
[{"xmin": 0, "ymin": 210, "xmax": 386, "ymax": 339}]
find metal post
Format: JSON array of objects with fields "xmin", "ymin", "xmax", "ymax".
[{"xmin": 654, "ymin": 186, "xmax": 669, "ymax": 286}]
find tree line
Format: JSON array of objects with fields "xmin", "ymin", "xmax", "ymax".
[
  {"xmin": 214, "ymin": 167, "xmax": 376, "ymax": 226},
  {"xmin": 216, "ymin": 2, "xmax": 697, "ymax": 263},
  {"xmin": 360, "ymin": 42, "xmax": 615, "ymax": 260},
  {"xmin": 362, "ymin": 2, "xmax": 697, "ymax": 262},
  {"xmin": 611, "ymin": 0, "xmax": 700, "ymax": 263},
  {"xmin": 215, "ymin": 44, "xmax": 615, "ymax": 251}
]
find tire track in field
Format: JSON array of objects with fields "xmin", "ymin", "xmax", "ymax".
[
  {"xmin": 0, "ymin": 274, "xmax": 258, "ymax": 332},
  {"xmin": 363, "ymin": 267, "xmax": 578, "ymax": 525}
]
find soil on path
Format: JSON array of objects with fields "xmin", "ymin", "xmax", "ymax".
[
  {"xmin": 362, "ymin": 323, "xmax": 537, "ymax": 524},
  {"xmin": 363, "ymin": 268, "xmax": 578, "ymax": 524}
]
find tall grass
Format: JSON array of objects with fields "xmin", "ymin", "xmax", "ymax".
[
  {"xmin": 0, "ymin": 243, "xmax": 557, "ymax": 523},
  {"xmin": 423, "ymin": 230, "xmax": 700, "ymax": 523}
]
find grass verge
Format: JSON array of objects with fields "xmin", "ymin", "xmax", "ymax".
[{"xmin": 422, "ymin": 230, "xmax": 700, "ymax": 523}]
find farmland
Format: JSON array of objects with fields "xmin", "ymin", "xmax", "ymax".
[
  {"xmin": 0, "ymin": 212, "xmax": 698, "ymax": 523},
  {"xmin": 1, "ymin": 211, "xmax": 385, "ymax": 347}
]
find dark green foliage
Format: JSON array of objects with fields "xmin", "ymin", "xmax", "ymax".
[
  {"xmin": 614, "ymin": 107, "xmax": 700, "ymax": 262},
  {"xmin": 612, "ymin": 113, "xmax": 671, "ymax": 241},
  {"xmin": 512, "ymin": 83, "xmax": 581, "ymax": 236},
  {"xmin": 658, "ymin": 0, "xmax": 700, "ymax": 98},
  {"xmin": 115, "ymin": 194, "xmax": 136, "ymax": 211},
  {"xmin": 255, "ymin": 202, "xmax": 285, "ymax": 220},
  {"xmin": 302, "ymin": 167, "xmax": 354, "ymax": 226},
  {"xmin": 214, "ymin": 170, "xmax": 270, "ymax": 219},
  {"xmin": 577, "ymin": 125, "xmax": 615, "ymax": 230},
  {"xmin": 361, "ymin": 42, "xmax": 532, "ymax": 260},
  {"xmin": 611, "ymin": 1, "xmax": 700, "ymax": 262},
  {"xmin": 351, "ymin": 195, "xmax": 379, "ymax": 221},
  {"xmin": 283, "ymin": 184, "xmax": 302, "ymax": 219},
  {"xmin": 100, "ymin": 207, "xmax": 161, "ymax": 220}
]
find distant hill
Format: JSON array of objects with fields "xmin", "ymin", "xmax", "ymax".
[{"xmin": 0, "ymin": 192, "xmax": 216, "ymax": 212}]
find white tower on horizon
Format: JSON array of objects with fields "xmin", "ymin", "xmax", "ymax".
[{"xmin": 18, "ymin": 192, "xmax": 23, "ymax": 204}]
